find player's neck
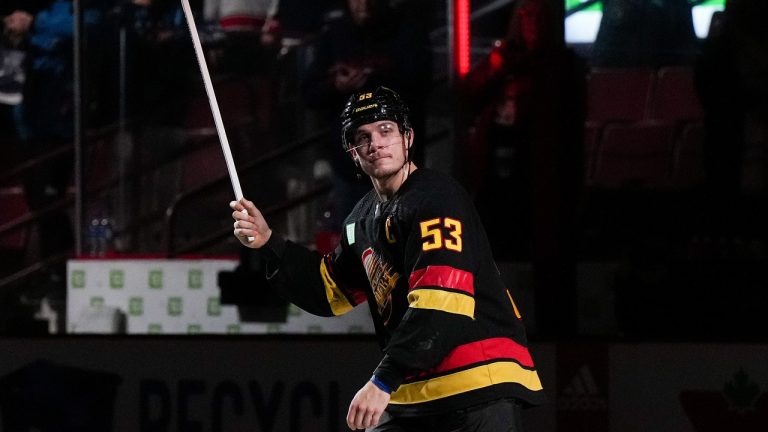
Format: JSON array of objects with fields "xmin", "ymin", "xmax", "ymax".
[{"xmin": 371, "ymin": 162, "xmax": 418, "ymax": 201}]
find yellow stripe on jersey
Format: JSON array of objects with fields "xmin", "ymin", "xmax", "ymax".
[
  {"xmin": 320, "ymin": 260, "xmax": 353, "ymax": 316},
  {"xmin": 390, "ymin": 361, "xmax": 543, "ymax": 405},
  {"xmin": 407, "ymin": 288, "xmax": 475, "ymax": 319}
]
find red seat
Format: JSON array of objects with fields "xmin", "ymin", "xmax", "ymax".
[
  {"xmin": 85, "ymin": 137, "xmax": 114, "ymax": 191},
  {"xmin": 183, "ymin": 77, "xmax": 261, "ymax": 164},
  {"xmin": 184, "ymin": 77, "xmax": 257, "ymax": 132},
  {"xmin": 587, "ymin": 68, "xmax": 655, "ymax": 122},
  {"xmin": 180, "ymin": 143, "xmax": 228, "ymax": 191},
  {"xmin": 650, "ymin": 67, "xmax": 703, "ymax": 122},
  {"xmin": 0, "ymin": 186, "xmax": 29, "ymax": 250},
  {"xmin": 592, "ymin": 122, "xmax": 677, "ymax": 188}
]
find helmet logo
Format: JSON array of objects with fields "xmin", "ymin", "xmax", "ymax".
[{"xmin": 354, "ymin": 103, "xmax": 378, "ymax": 113}]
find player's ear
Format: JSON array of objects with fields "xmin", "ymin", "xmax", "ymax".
[{"xmin": 405, "ymin": 128, "xmax": 414, "ymax": 148}]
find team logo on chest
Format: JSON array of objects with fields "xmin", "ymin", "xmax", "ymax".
[{"xmin": 361, "ymin": 247, "xmax": 400, "ymax": 324}]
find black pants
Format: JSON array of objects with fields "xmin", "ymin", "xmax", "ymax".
[{"xmin": 369, "ymin": 398, "xmax": 525, "ymax": 432}]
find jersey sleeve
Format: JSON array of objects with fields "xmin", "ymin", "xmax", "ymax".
[
  {"xmin": 259, "ymin": 234, "xmax": 367, "ymax": 317},
  {"xmin": 374, "ymin": 187, "xmax": 481, "ymax": 390}
]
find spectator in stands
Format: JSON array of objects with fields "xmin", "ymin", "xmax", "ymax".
[
  {"xmin": 204, "ymin": 0, "xmax": 280, "ymax": 66},
  {"xmin": 464, "ymin": 0, "xmax": 581, "ymax": 257},
  {"xmin": 1, "ymin": 10, "xmax": 29, "ymax": 105},
  {"xmin": 464, "ymin": 0, "xmax": 585, "ymax": 337},
  {"xmin": 13, "ymin": 0, "xmax": 104, "ymax": 287},
  {"xmin": 0, "ymin": 2, "xmax": 44, "ymax": 335},
  {"xmin": 301, "ymin": 0, "xmax": 432, "ymax": 230},
  {"xmin": 469, "ymin": 75, "xmax": 535, "ymax": 260},
  {"xmin": 203, "ymin": 0, "xmax": 281, "ymax": 153},
  {"xmin": 1, "ymin": 2, "xmax": 46, "ymax": 170},
  {"xmin": 695, "ymin": 0, "xmax": 768, "ymax": 236}
]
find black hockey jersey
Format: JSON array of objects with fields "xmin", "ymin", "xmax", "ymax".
[{"xmin": 259, "ymin": 168, "xmax": 545, "ymax": 415}]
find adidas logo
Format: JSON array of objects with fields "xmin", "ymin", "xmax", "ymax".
[{"xmin": 559, "ymin": 365, "xmax": 609, "ymax": 411}]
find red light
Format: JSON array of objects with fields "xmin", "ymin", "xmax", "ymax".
[{"xmin": 454, "ymin": 0, "xmax": 471, "ymax": 77}]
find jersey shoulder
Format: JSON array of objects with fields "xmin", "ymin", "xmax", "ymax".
[
  {"xmin": 405, "ymin": 169, "xmax": 472, "ymax": 210},
  {"xmin": 345, "ymin": 189, "xmax": 378, "ymax": 224}
]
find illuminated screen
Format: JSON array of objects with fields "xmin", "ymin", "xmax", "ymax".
[{"xmin": 565, "ymin": 0, "xmax": 726, "ymax": 44}]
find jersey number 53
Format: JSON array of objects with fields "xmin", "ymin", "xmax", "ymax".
[{"xmin": 420, "ymin": 218, "xmax": 463, "ymax": 252}]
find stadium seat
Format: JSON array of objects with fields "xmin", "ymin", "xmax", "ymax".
[
  {"xmin": 587, "ymin": 68, "xmax": 655, "ymax": 122},
  {"xmin": 650, "ymin": 67, "xmax": 703, "ymax": 122},
  {"xmin": 592, "ymin": 122, "xmax": 677, "ymax": 188},
  {"xmin": 0, "ymin": 186, "xmax": 29, "ymax": 251},
  {"xmin": 180, "ymin": 142, "xmax": 228, "ymax": 191}
]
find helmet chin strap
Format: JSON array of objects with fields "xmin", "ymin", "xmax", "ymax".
[{"xmin": 400, "ymin": 130, "xmax": 414, "ymax": 184}]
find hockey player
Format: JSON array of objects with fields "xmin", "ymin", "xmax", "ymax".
[{"xmin": 230, "ymin": 86, "xmax": 545, "ymax": 431}]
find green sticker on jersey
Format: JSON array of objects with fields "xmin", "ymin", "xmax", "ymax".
[{"xmin": 346, "ymin": 223, "xmax": 356, "ymax": 245}]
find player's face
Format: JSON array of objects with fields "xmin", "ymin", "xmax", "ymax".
[{"xmin": 350, "ymin": 120, "xmax": 411, "ymax": 179}]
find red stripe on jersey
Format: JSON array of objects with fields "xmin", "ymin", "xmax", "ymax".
[
  {"xmin": 411, "ymin": 338, "xmax": 534, "ymax": 380},
  {"xmin": 350, "ymin": 290, "xmax": 367, "ymax": 305},
  {"xmin": 408, "ymin": 266, "xmax": 474, "ymax": 295}
]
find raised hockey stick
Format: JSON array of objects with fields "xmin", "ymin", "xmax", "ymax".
[{"xmin": 180, "ymin": 0, "xmax": 254, "ymax": 241}]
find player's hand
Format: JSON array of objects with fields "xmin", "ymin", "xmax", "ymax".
[
  {"xmin": 230, "ymin": 198, "xmax": 272, "ymax": 248},
  {"xmin": 346, "ymin": 380, "xmax": 390, "ymax": 430}
]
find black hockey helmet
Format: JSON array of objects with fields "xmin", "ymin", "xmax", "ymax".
[{"xmin": 340, "ymin": 86, "xmax": 411, "ymax": 151}]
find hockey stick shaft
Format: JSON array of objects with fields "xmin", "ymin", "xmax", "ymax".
[
  {"xmin": 180, "ymin": 0, "xmax": 243, "ymax": 200},
  {"xmin": 180, "ymin": 0, "xmax": 254, "ymax": 241}
]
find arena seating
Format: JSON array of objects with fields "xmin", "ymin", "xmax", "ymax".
[
  {"xmin": 585, "ymin": 66, "xmax": 705, "ymax": 189},
  {"xmin": 0, "ymin": 186, "xmax": 28, "ymax": 252},
  {"xmin": 592, "ymin": 122, "xmax": 677, "ymax": 188},
  {"xmin": 587, "ymin": 68, "xmax": 655, "ymax": 123},
  {"xmin": 649, "ymin": 66, "xmax": 703, "ymax": 122}
]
